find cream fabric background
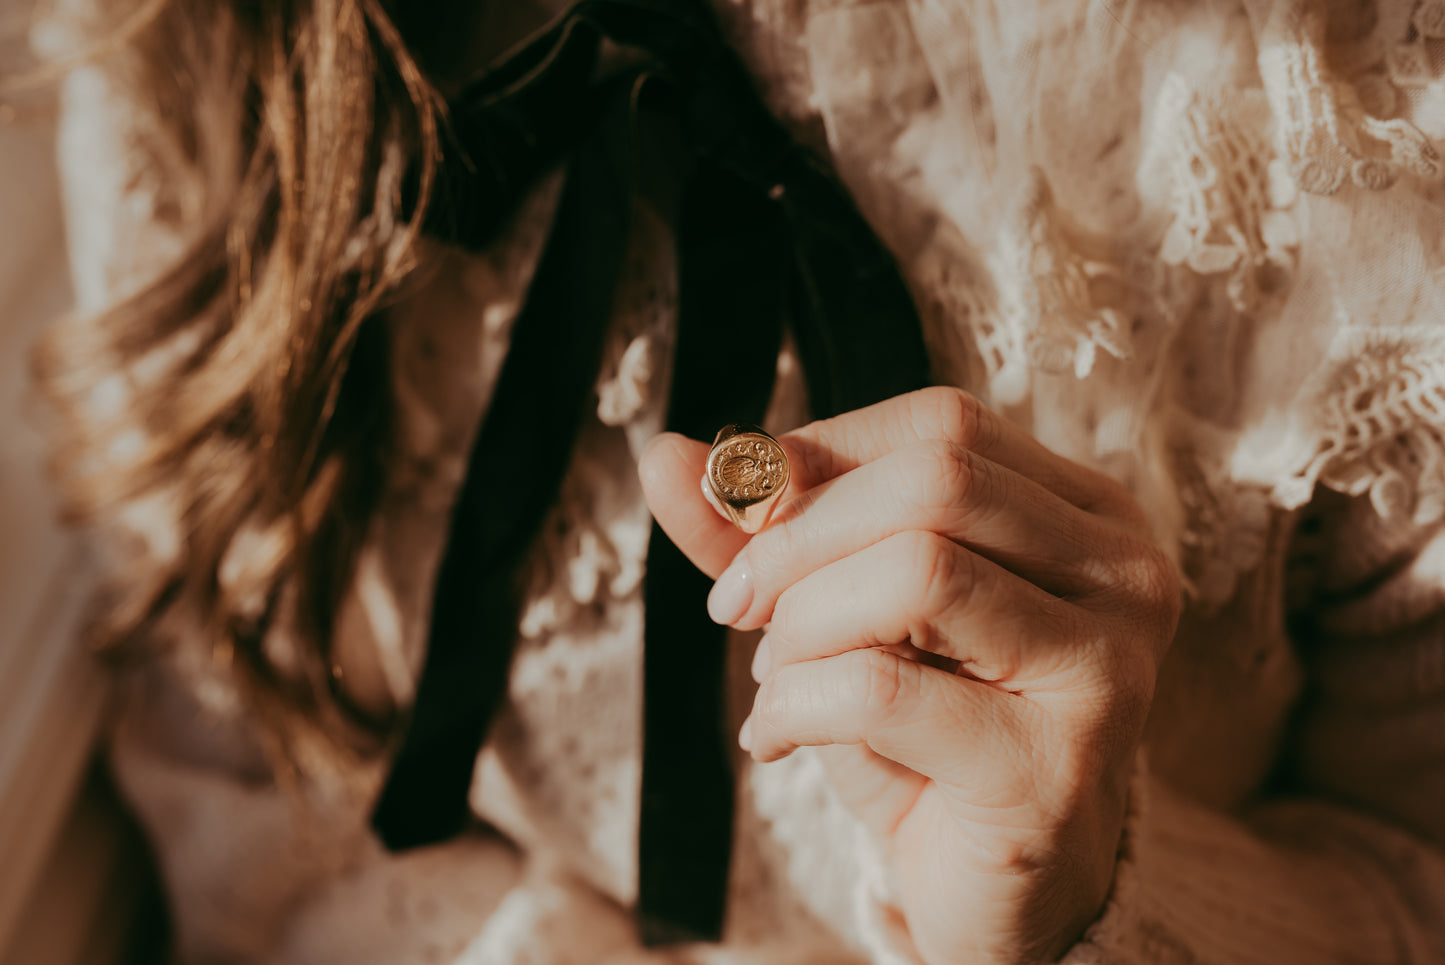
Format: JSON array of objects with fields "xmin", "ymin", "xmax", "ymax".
[{"xmin": 32, "ymin": 0, "xmax": 1445, "ymax": 962}]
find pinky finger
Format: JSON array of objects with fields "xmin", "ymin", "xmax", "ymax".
[{"xmin": 745, "ymin": 648, "xmax": 1023, "ymax": 788}]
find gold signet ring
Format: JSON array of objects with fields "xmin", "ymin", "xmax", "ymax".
[{"xmin": 706, "ymin": 424, "xmax": 790, "ymax": 534}]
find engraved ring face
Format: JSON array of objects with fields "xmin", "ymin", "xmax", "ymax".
[
  {"xmin": 706, "ymin": 424, "xmax": 789, "ymax": 534},
  {"xmin": 710, "ymin": 437, "xmax": 787, "ymax": 504}
]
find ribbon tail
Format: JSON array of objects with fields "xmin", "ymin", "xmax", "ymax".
[
  {"xmin": 372, "ymin": 79, "xmax": 638, "ymax": 850},
  {"xmin": 780, "ymin": 160, "xmax": 933, "ymax": 418},
  {"xmin": 637, "ymin": 157, "xmax": 788, "ymax": 944}
]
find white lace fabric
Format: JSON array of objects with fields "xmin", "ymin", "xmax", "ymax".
[{"xmin": 40, "ymin": 0, "xmax": 1445, "ymax": 962}]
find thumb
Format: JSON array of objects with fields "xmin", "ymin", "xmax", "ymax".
[{"xmin": 638, "ymin": 432, "xmax": 750, "ymax": 579}]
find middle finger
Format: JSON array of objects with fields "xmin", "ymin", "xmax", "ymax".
[{"xmin": 759, "ymin": 530, "xmax": 1091, "ymax": 689}]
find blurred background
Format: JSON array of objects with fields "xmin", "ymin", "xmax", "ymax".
[{"xmin": 0, "ymin": 24, "xmax": 168, "ymax": 964}]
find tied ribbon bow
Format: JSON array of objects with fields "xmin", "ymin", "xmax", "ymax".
[{"xmin": 371, "ymin": 0, "xmax": 934, "ymax": 944}]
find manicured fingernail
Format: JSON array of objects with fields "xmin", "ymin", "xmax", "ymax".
[
  {"xmin": 738, "ymin": 716, "xmax": 753, "ymax": 752},
  {"xmin": 701, "ymin": 470, "xmax": 728, "ymax": 520},
  {"xmin": 750, "ymin": 634, "xmax": 772, "ymax": 683},
  {"xmin": 707, "ymin": 562, "xmax": 753, "ymax": 625}
]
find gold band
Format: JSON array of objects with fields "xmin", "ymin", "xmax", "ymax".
[{"xmin": 706, "ymin": 424, "xmax": 789, "ymax": 534}]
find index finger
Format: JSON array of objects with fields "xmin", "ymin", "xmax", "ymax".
[
  {"xmin": 784, "ymin": 386, "xmax": 1133, "ymax": 520},
  {"xmin": 637, "ymin": 387, "xmax": 1139, "ymax": 582}
]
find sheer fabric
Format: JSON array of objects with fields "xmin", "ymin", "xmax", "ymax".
[{"xmin": 39, "ymin": 0, "xmax": 1445, "ymax": 961}]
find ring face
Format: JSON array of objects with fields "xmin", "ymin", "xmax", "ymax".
[{"xmin": 707, "ymin": 424, "xmax": 789, "ymax": 534}]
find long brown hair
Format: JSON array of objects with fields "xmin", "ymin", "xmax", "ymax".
[{"xmin": 33, "ymin": 0, "xmax": 443, "ymax": 746}]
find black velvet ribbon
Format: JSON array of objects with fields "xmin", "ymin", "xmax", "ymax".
[{"xmin": 371, "ymin": 0, "xmax": 933, "ymax": 944}]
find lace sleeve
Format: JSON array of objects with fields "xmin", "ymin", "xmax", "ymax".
[
  {"xmin": 1060, "ymin": 762, "xmax": 1445, "ymax": 963},
  {"xmin": 1061, "ymin": 495, "xmax": 1445, "ymax": 964},
  {"xmin": 852, "ymin": 744, "xmax": 1445, "ymax": 965},
  {"xmin": 1066, "ymin": 494, "xmax": 1445, "ymax": 964}
]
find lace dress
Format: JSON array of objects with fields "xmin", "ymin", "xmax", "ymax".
[{"xmin": 39, "ymin": 0, "xmax": 1445, "ymax": 961}]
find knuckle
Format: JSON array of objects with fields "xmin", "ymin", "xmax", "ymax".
[
  {"xmin": 753, "ymin": 670, "xmax": 798, "ymax": 730},
  {"xmin": 751, "ymin": 679, "xmax": 782, "ymax": 737},
  {"xmin": 906, "ymin": 438, "xmax": 975, "ymax": 517},
  {"xmin": 1078, "ymin": 527, "xmax": 1139, "ymax": 595},
  {"xmin": 900, "ymin": 530, "xmax": 969, "ymax": 619},
  {"xmin": 844, "ymin": 648, "xmax": 907, "ymax": 727},
  {"xmin": 1089, "ymin": 534, "xmax": 1182, "ymax": 646},
  {"xmin": 913, "ymin": 386, "xmax": 992, "ymax": 452},
  {"xmin": 770, "ymin": 584, "xmax": 803, "ymax": 643},
  {"xmin": 1125, "ymin": 541, "xmax": 1183, "ymax": 640}
]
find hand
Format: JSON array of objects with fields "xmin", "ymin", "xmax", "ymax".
[{"xmin": 639, "ymin": 388, "xmax": 1180, "ymax": 965}]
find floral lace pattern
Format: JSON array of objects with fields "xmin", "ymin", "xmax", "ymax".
[
  {"xmin": 1172, "ymin": 433, "xmax": 1274, "ymax": 607},
  {"xmin": 990, "ymin": 170, "xmax": 1133, "ymax": 383},
  {"xmin": 1154, "ymin": 75, "xmax": 1301, "ymax": 312},
  {"xmin": 1292, "ymin": 327, "xmax": 1445, "ymax": 524},
  {"xmin": 59, "ymin": 0, "xmax": 1445, "ymax": 960},
  {"xmin": 1257, "ymin": 0, "xmax": 1440, "ymax": 194}
]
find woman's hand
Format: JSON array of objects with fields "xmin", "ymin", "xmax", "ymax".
[{"xmin": 639, "ymin": 388, "xmax": 1180, "ymax": 965}]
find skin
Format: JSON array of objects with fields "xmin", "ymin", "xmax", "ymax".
[{"xmin": 638, "ymin": 387, "xmax": 1181, "ymax": 965}]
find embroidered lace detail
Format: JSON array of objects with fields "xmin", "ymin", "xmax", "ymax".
[
  {"xmin": 595, "ymin": 203, "xmax": 675, "ymax": 447},
  {"xmin": 595, "ymin": 333, "xmax": 657, "ymax": 428},
  {"xmin": 1287, "ymin": 328, "xmax": 1445, "ymax": 524},
  {"xmin": 1384, "ymin": 1, "xmax": 1445, "ymax": 90},
  {"xmin": 1154, "ymin": 75, "xmax": 1300, "ymax": 312},
  {"xmin": 912, "ymin": 232, "xmax": 1026, "ymax": 407},
  {"xmin": 1171, "ymin": 430, "xmax": 1273, "ymax": 607},
  {"xmin": 1415, "ymin": 1, "xmax": 1445, "ymax": 38},
  {"xmin": 513, "ymin": 203, "xmax": 674, "ymax": 642},
  {"xmin": 517, "ymin": 447, "xmax": 652, "ymax": 641},
  {"xmin": 388, "ymin": 181, "xmax": 560, "ymax": 516},
  {"xmin": 1257, "ymin": 0, "xmax": 1440, "ymax": 195},
  {"xmin": 990, "ymin": 169, "xmax": 1132, "ymax": 384},
  {"xmin": 594, "ymin": 236, "xmax": 672, "ymax": 430}
]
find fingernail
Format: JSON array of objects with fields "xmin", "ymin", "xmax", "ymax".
[
  {"xmin": 738, "ymin": 716, "xmax": 753, "ymax": 752},
  {"xmin": 701, "ymin": 471, "xmax": 726, "ymax": 519},
  {"xmin": 707, "ymin": 562, "xmax": 753, "ymax": 625},
  {"xmin": 750, "ymin": 634, "xmax": 772, "ymax": 683}
]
